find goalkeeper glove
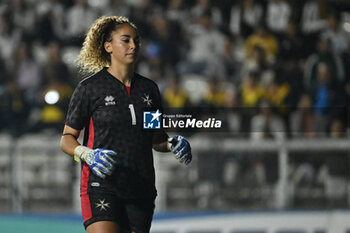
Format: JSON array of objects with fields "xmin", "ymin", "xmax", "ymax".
[
  {"xmin": 168, "ymin": 136, "xmax": 192, "ymax": 165},
  {"xmin": 74, "ymin": 145, "xmax": 116, "ymax": 179}
]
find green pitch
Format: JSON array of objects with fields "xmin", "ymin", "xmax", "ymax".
[{"xmin": 0, "ymin": 215, "xmax": 84, "ymax": 233}]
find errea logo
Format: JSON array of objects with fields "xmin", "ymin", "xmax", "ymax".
[{"xmin": 104, "ymin": 96, "xmax": 116, "ymax": 106}]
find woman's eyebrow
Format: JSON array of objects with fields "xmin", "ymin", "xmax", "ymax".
[{"xmin": 120, "ymin": 35, "xmax": 140, "ymax": 40}]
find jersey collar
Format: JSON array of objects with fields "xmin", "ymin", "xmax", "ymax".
[{"xmin": 102, "ymin": 67, "xmax": 138, "ymax": 89}]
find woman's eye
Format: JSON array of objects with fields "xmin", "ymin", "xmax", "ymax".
[{"xmin": 122, "ymin": 39, "xmax": 130, "ymax": 43}]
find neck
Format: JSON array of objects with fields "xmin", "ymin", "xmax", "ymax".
[{"xmin": 107, "ymin": 63, "xmax": 134, "ymax": 86}]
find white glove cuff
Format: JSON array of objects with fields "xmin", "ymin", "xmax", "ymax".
[
  {"xmin": 167, "ymin": 137, "xmax": 175, "ymax": 152},
  {"xmin": 167, "ymin": 141, "xmax": 171, "ymax": 152},
  {"xmin": 74, "ymin": 145, "xmax": 90, "ymax": 162}
]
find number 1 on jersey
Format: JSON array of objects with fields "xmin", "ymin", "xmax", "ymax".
[{"xmin": 128, "ymin": 104, "xmax": 136, "ymax": 125}]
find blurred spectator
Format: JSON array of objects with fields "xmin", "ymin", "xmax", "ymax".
[
  {"xmin": 0, "ymin": 57, "xmax": 7, "ymax": 84},
  {"xmin": 304, "ymin": 37, "xmax": 344, "ymax": 89},
  {"xmin": 290, "ymin": 94, "xmax": 314, "ymax": 138},
  {"xmin": 34, "ymin": 8, "xmax": 57, "ymax": 45},
  {"xmin": 124, "ymin": 0, "xmax": 142, "ymax": 8},
  {"xmin": 239, "ymin": 71, "xmax": 265, "ymax": 108},
  {"xmin": 0, "ymin": 11, "xmax": 22, "ymax": 69},
  {"xmin": 329, "ymin": 118, "xmax": 345, "ymax": 138},
  {"xmin": 245, "ymin": 24, "xmax": 278, "ymax": 63},
  {"xmin": 35, "ymin": 0, "xmax": 65, "ymax": 43},
  {"xmin": 324, "ymin": 119, "xmax": 348, "ymax": 204},
  {"xmin": 250, "ymin": 99, "xmax": 286, "ymax": 140},
  {"xmin": 229, "ymin": 0, "xmax": 264, "ymax": 38},
  {"xmin": 10, "ymin": 0, "xmax": 36, "ymax": 35},
  {"xmin": 265, "ymin": 77, "xmax": 291, "ymax": 117},
  {"xmin": 42, "ymin": 41, "xmax": 71, "ymax": 87},
  {"xmin": 292, "ymin": 161, "xmax": 316, "ymax": 186},
  {"xmin": 222, "ymin": 34, "xmax": 240, "ymax": 82},
  {"xmin": 222, "ymin": 156, "xmax": 240, "ymax": 186},
  {"xmin": 150, "ymin": 16, "xmax": 182, "ymax": 69},
  {"xmin": 310, "ymin": 62, "xmax": 338, "ymax": 136},
  {"xmin": 165, "ymin": 0, "xmax": 189, "ymax": 25},
  {"xmin": 0, "ymin": 58, "xmax": 7, "ymax": 129},
  {"xmin": 278, "ymin": 21, "xmax": 306, "ymax": 62},
  {"xmin": 129, "ymin": 0, "xmax": 160, "ymax": 40},
  {"xmin": 224, "ymin": 89, "xmax": 241, "ymax": 134},
  {"xmin": 0, "ymin": 80, "xmax": 30, "ymax": 136},
  {"xmin": 301, "ymin": 0, "xmax": 327, "ymax": 34},
  {"xmin": 64, "ymin": 0, "xmax": 98, "ymax": 45},
  {"xmin": 344, "ymin": 79, "xmax": 350, "ymax": 127},
  {"xmin": 321, "ymin": 10, "xmax": 350, "ymax": 56},
  {"xmin": 278, "ymin": 60, "xmax": 305, "ymax": 108},
  {"xmin": 239, "ymin": 71, "xmax": 266, "ymax": 134},
  {"xmin": 191, "ymin": 0, "xmax": 222, "ymax": 27},
  {"xmin": 102, "ymin": 0, "xmax": 131, "ymax": 17},
  {"xmin": 13, "ymin": 41, "xmax": 42, "ymax": 105},
  {"xmin": 178, "ymin": 10, "xmax": 225, "ymax": 76},
  {"xmin": 200, "ymin": 78, "xmax": 226, "ymax": 108},
  {"xmin": 242, "ymin": 45, "xmax": 275, "ymax": 87},
  {"xmin": 163, "ymin": 75, "xmax": 190, "ymax": 109},
  {"xmin": 265, "ymin": 0, "xmax": 291, "ymax": 34},
  {"xmin": 137, "ymin": 40, "xmax": 164, "ymax": 83}
]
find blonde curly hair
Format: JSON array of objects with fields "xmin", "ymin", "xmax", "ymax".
[{"xmin": 76, "ymin": 16, "xmax": 137, "ymax": 74}]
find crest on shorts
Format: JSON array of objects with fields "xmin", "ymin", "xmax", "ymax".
[{"xmin": 95, "ymin": 199, "xmax": 110, "ymax": 211}]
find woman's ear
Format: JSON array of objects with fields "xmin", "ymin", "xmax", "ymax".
[{"xmin": 104, "ymin": 41, "xmax": 112, "ymax": 54}]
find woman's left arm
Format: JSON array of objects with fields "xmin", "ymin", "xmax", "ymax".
[
  {"xmin": 152, "ymin": 130, "xmax": 170, "ymax": 152},
  {"xmin": 153, "ymin": 130, "xmax": 192, "ymax": 164}
]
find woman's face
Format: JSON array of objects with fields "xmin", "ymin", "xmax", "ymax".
[{"xmin": 105, "ymin": 24, "xmax": 140, "ymax": 65}]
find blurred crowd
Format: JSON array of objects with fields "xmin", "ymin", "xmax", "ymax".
[{"xmin": 0, "ymin": 0, "xmax": 350, "ymax": 139}]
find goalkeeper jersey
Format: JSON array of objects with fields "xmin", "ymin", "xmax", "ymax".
[{"xmin": 65, "ymin": 68, "xmax": 163, "ymax": 198}]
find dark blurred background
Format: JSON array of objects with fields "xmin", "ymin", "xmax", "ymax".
[
  {"xmin": 0, "ymin": 0, "xmax": 350, "ymax": 225},
  {"xmin": 1, "ymin": 0, "xmax": 350, "ymax": 138}
]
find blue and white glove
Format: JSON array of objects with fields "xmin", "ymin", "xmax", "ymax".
[
  {"xmin": 168, "ymin": 136, "xmax": 192, "ymax": 165},
  {"xmin": 74, "ymin": 145, "xmax": 116, "ymax": 179}
]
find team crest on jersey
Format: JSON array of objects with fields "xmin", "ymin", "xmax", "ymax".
[
  {"xmin": 104, "ymin": 95, "xmax": 116, "ymax": 106},
  {"xmin": 142, "ymin": 93, "xmax": 152, "ymax": 106}
]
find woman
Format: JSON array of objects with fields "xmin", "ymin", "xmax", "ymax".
[{"xmin": 60, "ymin": 16, "xmax": 192, "ymax": 233}]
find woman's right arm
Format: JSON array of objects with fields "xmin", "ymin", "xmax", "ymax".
[
  {"xmin": 60, "ymin": 125, "xmax": 81, "ymax": 157},
  {"xmin": 60, "ymin": 124, "xmax": 117, "ymax": 178}
]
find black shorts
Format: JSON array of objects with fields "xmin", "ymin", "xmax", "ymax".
[{"xmin": 81, "ymin": 192, "xmax": 155, "ymax": 232}]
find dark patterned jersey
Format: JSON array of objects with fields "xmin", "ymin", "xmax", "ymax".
[{"xmin": 65, "ymin": 68, "xmax": 163, "ymax": 198}]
